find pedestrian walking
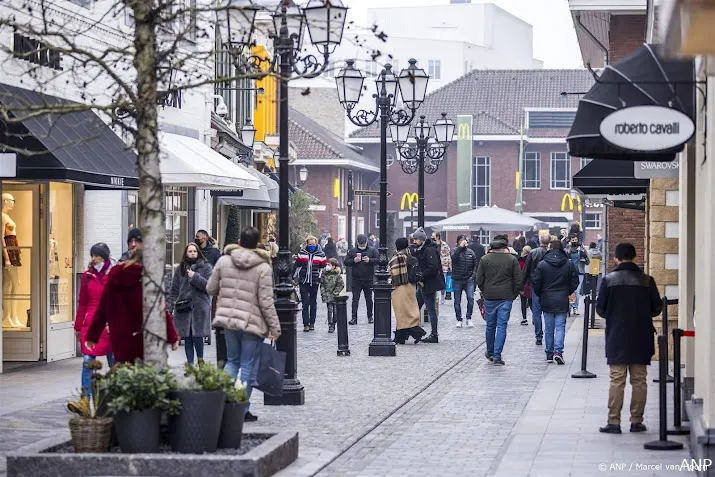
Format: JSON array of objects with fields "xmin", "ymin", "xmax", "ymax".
[
  {"xmin": 75, "ymin": 243, "xmax": 115, "ymax": 396},
  {"xmin": 523, "ymin": 231, "xmax": 551, "ymax": 345},
  {"xmin": 295, "ymin": 235, "xmax": 327, "ymax": 331},
  {"xmin": 432, "ymin": 232, "xmax": 452, "ymax": 305},
  {"xmin": 324, "ymin": 236, "xmax": 338, "ymax": 261},
  {"xmin": 336, "ymin": 236, "xmax": 348, "ymax": 269},
  {"xmin": 518, "ymin": 245, "xmax": 532, "ymax": 326},
  {"xmin": 565, "ymin": 236, "xmax": 589, "ymax": 315},
  {"xmin": 118, "ymin": 227, "xmax": 142, "ymax": 262},
  {"xmin": 596, "ymin": 243, "xmax": 662, "ymax": 434},
  {"xmin": 194, "ymin": 229, "xmax": 222, "ymax": 266},
  {"xmin": 207, "ymin": 226, "xmax": 280, "ymax": 422},
  {"xmin": 450, "ymin": 234, "xmax": 478, "ymax": 328},
  {"xmin": 167, "ymin": 243, "xmax": 213, "ymax": 365},
  {"xmin": 467, "ymin": 237, "xmax": 485, "ymax": 271},
  {"xmin": 582, "ymin": 241, "xmax": 602, "ymax": 297},
  {"xmin": 86, "ymin": 246, "xmax": 180, "ymax": 363},
  {"xmin": 390, "ymin": 238, "xmax": 427, "ymax": 344},
  {"xmin": 320, "ymin": 258, "xmax": 344, "ymax": 333},
  {"xmin": 368, "ymin": 234, "xmax": 377, "ymax": 249},
  {"xmin": 532, "ymin": 240, "xmax": 579, "ymax": 364},
  {"xmin": 410, "ymin": 228, "xmax": 444, "ymax": 343},
  {"xmin": 345, "ymin": 234, "xmax": 378, "ymax": 325},
  {"xmin": 265, "ymin": 233, "xmax": 279, "ymax": 260},
  {"xmin": 476, "ymin": 234, "xmax": 521, "ymax": 366}
]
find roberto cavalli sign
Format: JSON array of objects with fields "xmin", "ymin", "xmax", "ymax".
[{"xmin": 599, "ymin": 105, "xmax": 695, "ymax": 153}]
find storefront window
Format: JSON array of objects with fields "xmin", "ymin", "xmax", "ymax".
[
  {"xmin": 127, "ymin": 191, "xmax": 138, "ymax": 231},
  {"xmin": 165, "ymin": 187, "xmax": 188, "ymax": 269},
  {"xmin": 48, "ymin": 182, "xmax": 74, "ymax": 324},
  {"xmin": 2, "ymin": 186, "xmax": 34, "ymax": 331}
]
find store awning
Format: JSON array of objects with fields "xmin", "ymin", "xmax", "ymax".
[
  {"xmin": 567, "ymin": 43, "xmax": 695, "ymax": 161},
  {"xmin": 213, "ymin": 165, "xmax": 278, "ymax": 209},
  {"xmin": 573, "ymin": 159, "xmax": 649, "ymax": 196},
  {"xmin": 159, "ymin": 132, "xmax": 260, "ymax": 190},
  {"xmin": 0, "ymin": 83, "xmax": 138, "ymax": 188}
]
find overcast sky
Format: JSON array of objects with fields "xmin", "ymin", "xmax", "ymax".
[{"xmin": 341, "ymin": 0, "xmax": 584, "ymax": 69}]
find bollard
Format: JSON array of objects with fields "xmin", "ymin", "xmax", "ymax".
[
  {"xmin": 571, "ymin": 295, "xmax": 597, "ymax": 379},
  {"xmin": 336, "ymin": 296, "xmax": 350, "ymax": 357},
  {"xmin": 588, "ymin": 275, "xmax": 598, "ymax": 329},
  {"xmin": 654, "ymin": 297, "xmax": 675, "ymax": 383},
  {"xmin": 667, "ymin": 328, "xmax": 689, "ymax": 435},
  {"xmin": 644, "ymin": 335, "xmax": 684, "ymax": 450}
]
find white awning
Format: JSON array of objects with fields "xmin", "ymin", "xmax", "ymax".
[
  {"xmin": 216, "ymin": 165, "xmax": 279, "ymax": 210},
  {"xmin": 159, "ymin": 132, "xmax": 260, "ymax": 190}
]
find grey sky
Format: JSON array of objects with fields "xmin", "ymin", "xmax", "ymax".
[{"xmin": 341, "ymin": 0, "xmax": 584, "ymax": 69}]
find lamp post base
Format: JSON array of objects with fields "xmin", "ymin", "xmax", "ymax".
[
  {"xmin": 369, "ymin": 338, "xmax": 396, "ymax": 357},
  {"xmin": 369, "ymin": 271, "xmax": 396, "ymax": 357},
  {"xmin": 571, "ymin": 370, "xmax": 597, "ymax": 379}
]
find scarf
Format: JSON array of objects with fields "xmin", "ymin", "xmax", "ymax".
[{"xmin": 389, "ymin": 250, "xmax": 410, "ymax": 287}]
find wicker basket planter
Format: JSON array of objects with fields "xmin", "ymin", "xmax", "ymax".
[{"xmin": 69, "ymin": 417, "xmax": 113, "ymax": 453}]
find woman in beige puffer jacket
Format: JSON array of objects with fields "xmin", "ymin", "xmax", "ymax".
[{"xmin": 206, "ymin": 226, "xmax": 280, "ymax": 420}]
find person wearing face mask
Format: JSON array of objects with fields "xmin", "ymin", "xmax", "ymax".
[
  {"xmin": 74, "ymin": 243, "xmax": 116, "ymax": 396},
  {"xmin": 344, "ymin": 234, "xmax": 379, "ymax": 325},
  {"xmin": 409, "ymin": 228, "xmax": 445, "ymax": 343},
  {"xmin": 167, "ymin": 243, "xmax": 214, "ymax": 364},
  {"xmin": 194, "ymin": 229, "xmax": 221, "ymax": 267},
  {"xmin": 295, "ymin": 235, "xmax": 327, "ymax": 331},
  {"xmin": 320, "ymin": 258, "xmax": 344, "ymax": 333}
]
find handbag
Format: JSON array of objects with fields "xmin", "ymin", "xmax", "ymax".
[
  {"xmin": 255, "ymin": 340, "xmax": 286, "ymax": 397},
  {"xmin": 173, "ymin": 274, "xmax": 192, "ymax": 312},
  {"xmin": 445, "ymin": 273, "xmax": 453, "ymax": 293}
]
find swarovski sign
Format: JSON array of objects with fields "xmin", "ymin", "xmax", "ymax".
[{"xmin": 599, "ymin": 105, "xmax": 695, "ymax": 152}]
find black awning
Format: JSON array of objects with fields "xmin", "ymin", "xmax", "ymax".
[
  {"xmin": 0, "ymin": 83, "xmax": 138, "ymax": 188},
  {"xmin": 573, "ymin": 159, "xmax": 649, "ymax": 195},
  {"xmin": 567, "ymin": 43, "xmax": 695, "ymax": 161}
]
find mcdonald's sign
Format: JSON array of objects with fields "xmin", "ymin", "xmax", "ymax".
[
  {"xmin": 560, "ymin": 193, "xmax": 582, "ymax": 212},
  {"xmin": 457, "ymin": 122, "xmax": 471, "ymax": 140},
  {"xmin": 401, "ymin": 192, "xmax": 419, "ymax": 210},
  {"xmin": 456, "ymin": 115, "xmax": 473, "ymax": 212}
]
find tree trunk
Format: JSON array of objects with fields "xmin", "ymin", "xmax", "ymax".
[{"xmin": 131, "ymin": 0, "xmax": 167, "ymax": 365}]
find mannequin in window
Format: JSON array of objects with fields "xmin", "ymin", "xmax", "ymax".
[{"xmin": 2, "ymin": 193, "xmax": 23, "ymax": 327}]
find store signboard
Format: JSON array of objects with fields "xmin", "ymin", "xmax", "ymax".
[
  {"xmin": 634, "ymin": 156, "xmax": 680, "ymax": 179},
  {"xmin": 599, "ymin": 105, "xmax": 695, "ymax": 152},
  {"xmin": 0, "ymin": 153, "xmax": 17, "ymax": 178}
]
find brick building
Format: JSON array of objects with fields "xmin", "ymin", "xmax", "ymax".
[
  {"xmin": 287, "ymin": 108, "xmax": 379, "ymax": 243},
  {"xmin": 348, "ymin": 69, "xmax": 599, "ymax": 245}
]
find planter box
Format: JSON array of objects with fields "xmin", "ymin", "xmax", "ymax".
[{"xmin": 6, "ymin": 431, "xmax": 298, "ymax": 477}]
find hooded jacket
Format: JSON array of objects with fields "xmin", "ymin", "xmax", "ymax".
[
  {"xmin": 532, "ymin": 249, "xmax": 580, "ymax": 313},
  {"xmin": 344, "ymin": 245, "xmax": 379, "ymax": 282},
  {"xmin": 475, "ymin": 238, "xmax": 522, "ymax": 300},
  {"xmin": 409, "ymin": 239, "xmax": 445, "ymax": 295},
  {"xmin": 450, "ymin": 245, "xmax": 477, "ymax": 282},
  {"xmin": 295, "ymin": 244, "xmax": 327, "ymax": 286},
  {"xmin": 320, "ymin": 268, "xmax": 344, "ymax": 303},
  {"xmin": 86, "ymin": 262, "xmax": 179, "ymax": 363},
  {"xmin": 75, "ymin": 259, "xmax": 114, "ymax": 357},
  {"xmin": 207, "ymin": 245, "xmax": 281, "ymax": 339},
  {"xmin": 200, "ymin": 241, "xmax": 222, "ymax": 267}
]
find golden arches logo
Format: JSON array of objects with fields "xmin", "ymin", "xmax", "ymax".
[
  {"xmin": 560, "ymin": 194, "xmax": 582, "ymax": 212},
  {"xmin": 457, "ymin": 123, "xmax": 471, "ymax": 140},
  {"xmin": 401, "ymin": 192, "xmax": 419, "ymax": 210}
]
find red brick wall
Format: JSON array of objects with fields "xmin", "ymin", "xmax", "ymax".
[{"xmin": 609, "ymin": 15, "xmax": 646, "ymax": 62}]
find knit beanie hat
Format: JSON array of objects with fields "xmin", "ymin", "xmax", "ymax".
[
  {"xmin": 90, "ymin": 243, "xmax": 111, "ymax": 261},
  {"xmin": 412, "ymin": 228, "xmax": 427, "ymax": 242},
  {"xmin": 127, "ymin": 227, "xmax": 143, "ymax": 243},
  {"xmin": 395, "ymin": 237, "xmax": 409, "ymax": 250}
]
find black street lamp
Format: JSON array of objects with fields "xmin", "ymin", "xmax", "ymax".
[
  {"xmin": 218, "ymin": 0, "xmax": 348, "ymax": 405},
  {"xmin": 335, "ymin": 58, "xmax": 428, "ymax": 356},
  {"xmin": 391, "ymin": 113, "xmax": 454, "ymax": 229}
]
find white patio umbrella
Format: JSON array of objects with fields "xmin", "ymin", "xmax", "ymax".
[{"xmin": 431, "ymin": 205, "xmax": 546, "ymax": 232}]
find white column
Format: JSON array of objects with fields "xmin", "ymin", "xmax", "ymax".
[{"xmin": 679, "ymin": 145, "xmax": 696, "ymax": 378}]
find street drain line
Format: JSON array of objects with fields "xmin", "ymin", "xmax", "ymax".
[{"xmin": 309, "ymin": 339, "xmax": 487, "ymax": 476}]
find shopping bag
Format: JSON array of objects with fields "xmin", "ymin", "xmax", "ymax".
[
  {"xmin": 477, "ymin": 297, "xmax": 486, "ymax": 320},
  {"xmin": 255, "ymin": 340, "xmax": 286, "ymax": 397},
  {"xmin": 445, "ymin": 273, "xmax": 453, "ymax": 293}
]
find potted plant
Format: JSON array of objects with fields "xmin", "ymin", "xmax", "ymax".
[
  {"xmin": 169, "ymin": 361, "xmax": 227, "ymax": 453},
  {"xmin": 100, "ymin": 363, "xmax": 180, "ymax": 454},
  {"xmin": 218, "ymin": 379, "xmax": 248, "ymax": 449},
  {"xmin": 66, "ymin": 361, "xmax": 113, "ymax": 453}
]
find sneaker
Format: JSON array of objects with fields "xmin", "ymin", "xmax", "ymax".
[
  {"xmin": 456, "ymin": 321, "xmax": 463, "ymax": 328},
  {"xmin": 493, "ymin": 359, "xmax": 505, "ymax": 366},
  {"xmin": 554, "ymin": 352, "xmax": 565, "ymax": 365},
  {"xmin": 546, "ymin": 354, "xmax": 554, "ymax": 363},
  {"xmin": 303, "ymin": 326, "xmax": 310, "ymax": 332},
  {"xmin": 520, "ymin": 319, "xmax": 528, "ymax": 326},
  {"xmin": 536, "ymin": 339, "xmax": 543, "ymax": 346},
  {"xmin": 348, "ymin": 319, "xmax": 357, "ymax": 325},
  {"xmin": 244, "ymin": 411, "xmax": 258, "ymax": 422},
  {"xmin": 422, "ymin": 334, "xmax": 439, "ymax": 343},
  {"xmin": 572, "ymin": 309, "xmax": 580, "ymax": 316},
  {"xmin": 368, "ymin": 317, "xmax": 374, "ymax": 324},
  {"xmin": 328, "ymin": 324, "xmax": 335, "ymax": 333},
  {"xmin": 630, "ymin": 423, "xmax": 647, "ymax": 433},
  {"xmin": 485, "ymin": 351, "xmax": 493, "ymax": 362},
  {"xmin": 599, "ymin": 424, "xmax": 622, "ymax": 434},
  {"xmin": 466, "ymin": 319, "xmax": 474, "ymax": 328},
  {"xmin": 309, "ymin": 324, "xmax": 315, "ymax": 331}
]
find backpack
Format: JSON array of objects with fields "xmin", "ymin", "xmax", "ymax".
[{"xmin": 407, "ymin": 255, "xmax": 423, "ymax": 284}]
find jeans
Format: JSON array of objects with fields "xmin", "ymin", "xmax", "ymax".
[
  {"xmin": 299, "ymin": 283, "xmax": 319, "ymax": 326},
  {"xmin": 441, "ymin": 272, "xmax": 449, "ymax": 298},
  {"xmin": 82, "ymin": 353, "xmax": 116, "ymax": 396},
  {"xmin": 531, "ymin": 293, "xmax": 544, "ymax": 340},
  {"xmin": 416, "ymin": 286, "xmax": 438, "ymax": 336},
  {"xmin": 223, "ymin": 329, "xmax": 262, "ymax": 413},
  {"xmin": 484, "ymin": 299, "xmax": 512, "ymax": 360},
  {"xmin": 351, "ymin": 280, "xmax": 374, "ymax": 321},
  {"xmin": 520, "ymin": 295, "xmax": 531, "ymax": 322},
  {"xmin": 184, "ymin": 329, "xmax": 205, "ymax": 364},
  {"xmin": 326, "ymin": 302, "xmax": 337, "ymax": 324},
  {"xmin": 543, "ymin": 312, "xmax": 567, "ymax": 355},
  {"xmin": 573, "ymin": 274, "xmax": 584, "ymax": 310},
  {"xmin": 452, "ymin": 279, "xmax": 475, "ymax": 321}
]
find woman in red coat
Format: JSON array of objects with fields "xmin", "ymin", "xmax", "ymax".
[
  {"xmin": 86, "ymin": 247, "xmax": 179, "ymax": 363},
  {"xmin": 74, "ymin": 243, "xmax": 115, "ymax": 395}
]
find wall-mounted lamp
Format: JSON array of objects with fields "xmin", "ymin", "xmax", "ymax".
[{"xmin": 213, "ymin": 95, "xmax": 229, "ymax": 117}]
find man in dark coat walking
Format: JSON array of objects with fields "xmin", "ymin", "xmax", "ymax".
[
  {"xmin": 532, "ymin": 240, "xmax": 579, "ymax": 364},
  {"xmin": 596, "ymin": 243, "xmax": 662, "ymax": 434},
  {"xmin": 451, "ymin": 235, "xmax": 478, "ymax": 327},
  {"xmin": 410, "ymin": 228, "xmax": 444, "ymax": 343},
  {"xmin": 523, "ymin": 232, "xmax": 551, "ymax": 345},
  {"xmin": 345, "ymin": 234, "xmax": 379, "ymax": 324}
]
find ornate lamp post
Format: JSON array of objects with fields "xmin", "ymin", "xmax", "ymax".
[
  {"xmin": 391, "ymin": 113, "xmax": 454, "ymax": 229},
  {"xmin": 218, "ymin": 0, "xmax": 348, "ymax": 405},
  {"xmin": 335, "ymin": 58, "xmax": 428, "ymax": 356}
]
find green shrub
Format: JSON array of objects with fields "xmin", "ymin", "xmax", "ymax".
[{"xmin": 100, "ymin": 364, "xmax": 180, "ymax": 415}]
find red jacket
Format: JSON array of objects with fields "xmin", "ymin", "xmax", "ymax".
[
  {"xmin": 74, "ymin": 262, "xmax": 113, "ymax": 356},
  {"xmin": 87, "ymin": 262, "xmax": 178, "ymax": 363}
]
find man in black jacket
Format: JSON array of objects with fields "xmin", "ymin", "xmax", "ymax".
[
  {"xmin": 522, "ymin": 232, "xmax": 551, "ymax": 345},
  {"xmin": 467, "ymin": 236, "xmax": 485, "ymax": 271},
  {"xmin": 345, "ymin": 234, "xmax": 379, "ymax": 324},
  {"xmin": 451, "ymin": 235, "xmax": 478, "ymax": 328},
  {"xmin": 596, "ymin": 243, "xmax": 662, "ymax": 434},
  {"xmin": 410, "ymin": 228, "xmax": 444, "ymax": 343},
  {"xmin": 195, "ymin": 230, "xmax": 222, "ymax": 266},
  {"xmin": 532, "ymin": 240, "xmax": 579, "ymax": 364}
]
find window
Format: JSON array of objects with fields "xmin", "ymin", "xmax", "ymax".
[
  {"xmin": 522, "ymin": 152, "xmax": 541, "ymax": 189},
  {"xmin": 165, "ymin": 186, "xmax": 189, "ymax": 269},
  {"xmin": 12, "ymin": 33, "xmax": 62, "ymax": 71},
  {"xmin": 337, "ymin": 216, "xmax": 346, "ymax": 239},
  {"xmin": 584, "ymin": 213, "xmax": 602, "ymax": 229},
  {"xmin": 374, "ymin": 212, "xmax": 380, "ymax": 229},
  {"xmin": 580, "ymin": 157, "xmax": 592, "ymax": 169},
  {"xmin": 365, "ymin": 60, "xmax": 379, "ymax": 78},
  {"xmin": 464, "ymin": 61, "xmax": 472, "ymax": 74},
  {"xmin": 471, "ymin": 156, "xmax": 491, "ymax": 207},
  {"xmin": 472, "ymin": 230, "xmax": 490, "ymax": 246},
  {"xmin": 338, "ymin": 169, "xmax": 345, "ymax": 210},
  {"xmin": 428, "ymin": 60, "xmax": 441, "ymax": 80},
  {"xmin": 550, "ymin": 152, "xmax": 571, "ymax": 189},
  {"xmin": 527, "ymin": 110, "xmax": 576, "ymax": 129},
  {"xmin": 357, "ymin": 217, "xmax": 365, "ymax": 236}
]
